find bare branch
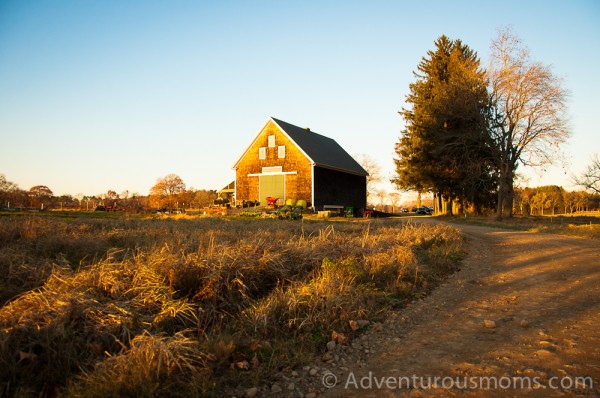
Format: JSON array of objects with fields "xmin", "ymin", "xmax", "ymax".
[{"xmin": 574, "ymin": 154, "xmax": 600, "ymax": 195}]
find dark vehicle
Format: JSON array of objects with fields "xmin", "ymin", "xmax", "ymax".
[{"xmin": 415, "ymin": 207, "xmax": 432, "ymax": 215}]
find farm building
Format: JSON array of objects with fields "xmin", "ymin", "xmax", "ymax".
[{"xmin": 233, "ymin": 117, "xmax": 368, "ymax": 212}]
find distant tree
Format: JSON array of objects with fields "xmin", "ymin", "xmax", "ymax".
[
  {"xmin": 176, "ymin": 189, "xmax": 195, "ymax": 209},
  {"xmin": 0, "ymin": 174, "xmax": 26, "ymax": 208},
  {"xmin": 355, "ymin": 154, "xmax": 382, "ymax": 200},
  {"xmin": 540, "ymin": 185, "xmax": 564, "ymax": 216},
  {"xmin": 121, "ymin": 192, "xmax": 145, "ymax": 213},
  {"xmin": 375, "ymin": 189, "xmax": 387, "ymax": 210},
  {"xmin": 192, "ymin": 189, "xmax": 218, "ymax": 208},
  {"xmin": 74, "ymin": 193, "xmax": 84, "ymax": 209},
  {"xmin": 388, "ymin": 192, "xmax": 400, "ymax": 213},
  {"xmin": 531, "ymin": 191, "xmax": 547, "ymax": 215},
  {"xmin": 29, "ymin": 185, "xmax": 53, "ymax": 197},
  {"xmin": 0, "ymin": 174, "xmax": 19, "ymax": 192},
  {"xmin": 574, "ymin": 154, "xmax": 600, "ymax": 195},
  {"xmin": 29, "ymin": 185, "xmax": 53, "ymax": 209},
  {"xmin": 522, "ymin": 187, "xmax": 535, "ymax": 215},
  {"xmin": 563, "ymin": 190, "xmax": 578, "ymax": 214},
  {"xmin": 575, "ymin": 191, "xmax": 586, "ymax": 212},
  {"xmin": 106, "ymin": 190, "xmax": 119, "ymax": 200},
  {"xmin": 149, "ymin": 174, "xmax": 186, "ymax": 209},
  {"xmin": 486, "ymin": 28, "xmax": 570, "ymax": 218},
  {"xmin": 58, "ymin": 194, "xmax": 75, "ymax": 210}
]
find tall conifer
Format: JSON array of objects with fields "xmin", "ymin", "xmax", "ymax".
[{"xmin": 393, "ymin": 36, "xmax": 496, "ymax": 213}]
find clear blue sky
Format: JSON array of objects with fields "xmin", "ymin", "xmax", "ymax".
[{"xmin": 1, "ymin": 0, "xmax": 599, "ymax": 197}]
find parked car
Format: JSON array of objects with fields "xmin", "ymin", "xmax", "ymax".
[
  {"xmin": 415, "ymin": 207, "xmax": 432, "ymax": 215},
  {"xmin": 400, "ymin": 207, "xmax": 409, "ymax": 213}
]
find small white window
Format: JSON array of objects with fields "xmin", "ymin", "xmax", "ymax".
[
  {"xmin": 268, "ymin": 135, "xmax": 276, "ymax": 148},
  {"xmin": 278, "ymin": 145, "xmax": 285, "ymax": 158},
  {"xmin": 259, "ymin": 147, "xmax": 266, "ymax": 160}
]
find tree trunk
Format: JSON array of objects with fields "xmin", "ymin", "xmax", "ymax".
[
  {"xmin": 496, "ymin": 161, "xmax": 515, "ymax": 219},
  {"xmin": 503, "ymin": 181, "xmax": 514, "ymax": 218},
  {"xmin": 454, "ymin": 199, "xmax": 463, "ymax": 215},
  {"xmin": 496, "ymin": 172, "xmax": 506, "ymax": 219},
  {"xmin": 444, "ymin": 196, "xmax": 452, "ymax": 216}
]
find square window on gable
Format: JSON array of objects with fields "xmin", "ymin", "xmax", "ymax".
[
  {"xmin": 259, "ymin": 147, "xmax": 266, "ymax": 160},
  {"xmin": 278, "ymin": 145, "xmax": 285, "ymax": 158},
  {"xmin": 268, "ymin": 135, "xmax": 275, "ymax": 148}
]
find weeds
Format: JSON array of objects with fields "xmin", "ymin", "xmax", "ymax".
[{"xmin": 0, "ymin": 215, "xmax": 464, "ymax": 397}]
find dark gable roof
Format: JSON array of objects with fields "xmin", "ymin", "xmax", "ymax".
[{"xmin": 272, "ymin": 118, "xmax": 368, "ymax": 176}]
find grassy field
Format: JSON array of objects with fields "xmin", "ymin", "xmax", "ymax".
[{"xmin": 0, "ymin": 213, "xmax": 464, "ymax": 397}]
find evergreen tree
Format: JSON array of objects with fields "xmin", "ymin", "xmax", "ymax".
[{"xmin": 392, "ymin": 35, "xmax": 496, "ymax": 213}]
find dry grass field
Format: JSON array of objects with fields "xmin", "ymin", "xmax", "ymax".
[{"xmin": 0, "ymin": 214, "xmax": 464, "ymax": 397}]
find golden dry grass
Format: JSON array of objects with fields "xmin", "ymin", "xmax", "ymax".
[{"xmin": 0, "ymin": 215, "xmax": 464, "ymax": 397}]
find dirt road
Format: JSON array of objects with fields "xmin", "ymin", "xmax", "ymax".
[{"xmin": 323, "ymin": 222, "xmax": 600, "ymax": 397}]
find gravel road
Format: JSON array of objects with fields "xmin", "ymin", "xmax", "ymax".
[{"xmin": 320, "ymin": 221, "xmax": 600, "ymax": 397}]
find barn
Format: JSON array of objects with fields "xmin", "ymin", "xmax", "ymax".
[{"xmin": 233, "ymin": 117, "xmax": 368, "ymax": 212}]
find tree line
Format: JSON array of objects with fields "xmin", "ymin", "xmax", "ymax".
[
  {"xmin": 0, "ymin": 173, "xmax": 218, "ymax": 212},
  {"xmin": 392, "ymin": 28, "xmax": 577, "ymax": 218},
  {"xmin": 513, "ymin": 186, "xmax": 599, "ymax": 216}
]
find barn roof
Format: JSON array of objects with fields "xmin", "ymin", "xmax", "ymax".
[
  {"xmin": 270, "ymin": 118, "xmax": 366, "ymax": 176},
  {"xmin": 232, "ymin": 117, "xmax": 368, "ymax": 176},
  {"xmin": 269, "ymin": 118, "xmax": 368, "ymax": 176}
]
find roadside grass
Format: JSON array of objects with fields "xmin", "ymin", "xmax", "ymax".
[
  {"xmin": 0, "ymin": 215, "xmax": 464, "ymax": 397},
  {"xmin": 445, "ymin": 214, "xmax": 600, "ymax": 239}
]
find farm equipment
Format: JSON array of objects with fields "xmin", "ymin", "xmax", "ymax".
[{"xmin": 276, "ymin": 198, "xmax": 306, "ymax": 220}]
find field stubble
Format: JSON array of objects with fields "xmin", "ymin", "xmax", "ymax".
[{"xmin": 0, "ymin": 215, "xmax": 464, "ymax": 397}]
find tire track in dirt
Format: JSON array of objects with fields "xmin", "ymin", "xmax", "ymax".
[{"xmin": 322, "ymin": 221, "xmax": 600, "ymax": 397}]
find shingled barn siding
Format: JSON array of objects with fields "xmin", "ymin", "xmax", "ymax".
[
  {"xmin": 235, "ymin": 120, "xmax": 312, "ymax": 205},
  {"xmin": 313, "ymin": 167, "xmax": 367, "ymax": 211}
]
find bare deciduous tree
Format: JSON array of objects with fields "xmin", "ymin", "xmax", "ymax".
[
  {"xmin": 0, "ymin": 174, "xmax": 19, "ymax": 192},
  {"xmin": 376, "ymin": 189, "xmax": 387, "ymax": 210},
  {"xmin": 0, "ymin": 174, "xmax": 26, "ymax": 208},
  {"xmin": 574, "ymin": 154, "xmax": 600, "ymax": 195},
  {"xmin": 388, "ymin": 192, "xmax": 401, "ymax": 213},
  {"xmin": 354, "ymin": 154, "xmax": 381, "ymax": 199},
  {"xmin": 486, "ymin": 28, "xmax": 570, "ymax": 218}
]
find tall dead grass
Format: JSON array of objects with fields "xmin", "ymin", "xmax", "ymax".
[{"xmin": 0, "ymin": 216, "xmax": 463, "ymax": 397}]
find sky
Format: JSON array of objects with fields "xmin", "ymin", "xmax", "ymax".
[{"xmin": 1, "ymin": 0, "xmax": 599, "ymax": 199}]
